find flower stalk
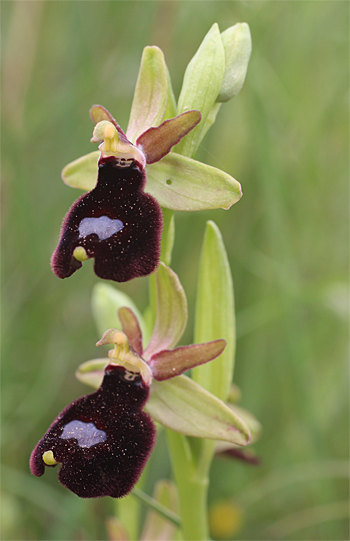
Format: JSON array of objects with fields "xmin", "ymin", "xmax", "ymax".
[
  {"xmin": 30, "ymin": 20, "xmax": 257, "ymax": 541},
  {"xmin": 167, "ymin": 430, "xmax": 211, "ymax": 540}
]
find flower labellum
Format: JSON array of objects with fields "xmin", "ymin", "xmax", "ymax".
[
  {"xmin": 30, "ymin": 364, "xmax": 156, "ymax": 498},
  {"xmin": 51, "ymin": 154, "xmax": 163, "ymax": 282},
  {"xmin": 51, "ymin": 106, "xmax": 201, "ymax": 282}
]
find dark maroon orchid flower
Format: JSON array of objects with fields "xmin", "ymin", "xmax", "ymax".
[
  {"xmin": 30, "ymin": 364, "xmax": 156, "ymax": 498},
  {"xmin": 51, "ymin": 156, "xmax": 162, "ymax": 282},
  {"xmin": 51, "ymin": 105, "xmax": 201, "ymax": 282}
]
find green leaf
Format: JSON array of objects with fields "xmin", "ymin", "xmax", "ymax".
[
  {"xmin": 217, "ymin": 23, "xmax": 252, "ymax": 103},
  {"xmin": 91, "ymin": 283, "xmax": 150, "ymax": 344},
  {"xmin": 146, "ymin": 376, "xmax": 250, "ymax": 446},
  {"xmin": 75, "ymin": 358, "xmax": 108, "ymax": 389},
  {"xmin": 175, "ymin": 23, "xmax": 225, "ymax": 158},
  {"xmin": 61, "ymin": 150, "xmax": 99, "ymax": 191},
  {"xmin": 192, "ymin": 221, "xmax": 235, "ymax": 402},
  {"xmin": 145, "ymin": 153, "xmax": 242, "ymax": 211},
  {"xmin": 144, "ymin": 263, "xmax": 187, "ymax": 359},
  {"xmin": 127, "ymin": 46, "xmax": 168, "ymax": 143}
]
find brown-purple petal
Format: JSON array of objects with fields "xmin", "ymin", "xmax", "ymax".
[
  {"xmin": 118, "ymin": 307, "xmax": 143, "ymax": 356},
  {"xmin": 89, "ymin": 105, "xmax": 129, "ymax": 143},
  {"xmin": 149, "ymin": 339, "xmax": 226, "ymax": 381},
  {"xmin": 136, "ymin": 111, "xmax": 201, "ymax": 164}
]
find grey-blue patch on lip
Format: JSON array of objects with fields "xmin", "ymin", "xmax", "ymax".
[
  {"xmin": 78, "ymin": 216, "xmax": 124, "ymax": 240},
  {"xmin": 60, "ymin": 420, "xmax": 107, "ymax": 448}
]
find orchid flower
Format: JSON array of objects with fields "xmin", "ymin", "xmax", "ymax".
[
  {"xmin": 54, "ymin": 33, "xmax": 249, "ymax": 282},
  {"xmin": 51, "ymin": 106, "xmax": 200, "ymax": 282},
  {"xmin": 30, "ymin": 23, "xmax": 257, "ymax": 522},
  {"xmin": 30, "ymin": 364, "xmax": 155, "ymax": 498},
  {"xmin": 30, "ymin": 263, "xmax": 252, "ymax": 499},
  {"xmin": 76, "ymin": 263, "xmax": 252, "ymax": 444}
]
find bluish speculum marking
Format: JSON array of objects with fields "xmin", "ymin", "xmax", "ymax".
[
  {"xmin": 78, "ymin": 216, "xmax": 124, "ymax": 240},
  {"xmin": 60, "ymin": 420, "xmax": 107, "ymax": 448}
]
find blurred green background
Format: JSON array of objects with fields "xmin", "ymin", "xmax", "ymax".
[{"xmin": 1, "ymin": 1, "xmax": 349, "ymax": 540}]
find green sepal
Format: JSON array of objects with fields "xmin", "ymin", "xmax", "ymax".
[
  {"xmin": 229, "ymin": 404, "xmax": 262, "ymax": 443},
  {"xmin": 175, "ymin": 23, "xmax": 225, "ymax": 158},
  {"xmin": 217, "ymin": 23, "xmax": 252, "ymax": 103},
  {"xmin": 163, "ymin": 67, "xmax": 177, "ymax": 121},
  {"xmin": 127, "ymin": 46, "xmax": 168, "ymax": 144},
  {"xmin": 228, "ymin": 383, "xmax": 242, "ymax": 403},
  {"xmin": 61, "ymin": 150, "xmax": 99, "ymax": 191},
  {"xmin": 192, "ymin": 221, "xmax": 235, "ymax": 402},
  {"xmin": 61, "ymin": 150, "xmax": 242, "ymax": 212},
  {"xmin": 144, "ymin": 263, "xmax": 187, "ymax": 359},
  {"xmin": 91, "ymin": 283, "xmax": 150, "ymax": 344},
  {"xmin": 146, "ymin": 153, "xmax": 242, "ymax": 211},
  {"xmin": 146, "ymin": 376, "xmax": 250, "ymax": 446},
  {"xmin": 75, "ymin": 358, "xmax": 108, "ymax": 388},
  {"xmin": 215, "ymin": 404, "xmax": 262, "ymax": 454},
  {"xmin": 200, "ymin": 102, "xmax": 221, "ymax": 143}
]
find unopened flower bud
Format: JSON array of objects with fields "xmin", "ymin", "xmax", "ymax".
[{"xmin": 217, "ymin": 23, "xmax": 252, "ymax": 103}]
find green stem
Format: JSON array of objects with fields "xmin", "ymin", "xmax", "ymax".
[
  {"xmin": 196, "ymin": 439, "xmax": 216, "ymax": 480},
  {"xmin": 132, "ymin": 487, "xmax": 181, "ymax": 527},
  {"xmin": 116, "ymin": 458, "xmax": 151, "ymax": 540},
  {"xmin": 167, "ymin": 430, "xmax": 210, "ymax": 541},
  {"xmin": 147, "ymin": 208, "xmax": 174, "ymax": 331},
  {"xmin": 160, "ymin": 207, "xmax": 175, "ymax": 266}
]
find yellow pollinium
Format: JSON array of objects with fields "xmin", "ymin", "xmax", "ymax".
[
  {"xmin": 42, "ymin": 450, "xmax": 59, "ymax": 466},
  {"xmin": 73, "ymin": 246, "xmax": 89, "ymax": 262},
  {"xmin": 96, "ymin": 329, "xmax": 152, "ymax": 386},
  {"xmin": 91, "ymin": 120, "xmax": 119, "ymax": 154},
  {"xmin": 104, "ymin": 125, "xmax": 118, "ymax": 153},
  {"xmin": 90, "ymin": 120, "xmax": 146, "ymax": 168}
]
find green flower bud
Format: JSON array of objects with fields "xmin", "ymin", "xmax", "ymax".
[{"xmin": 217, "ymin": 23, "xmax": 252, "ymax": 103}]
